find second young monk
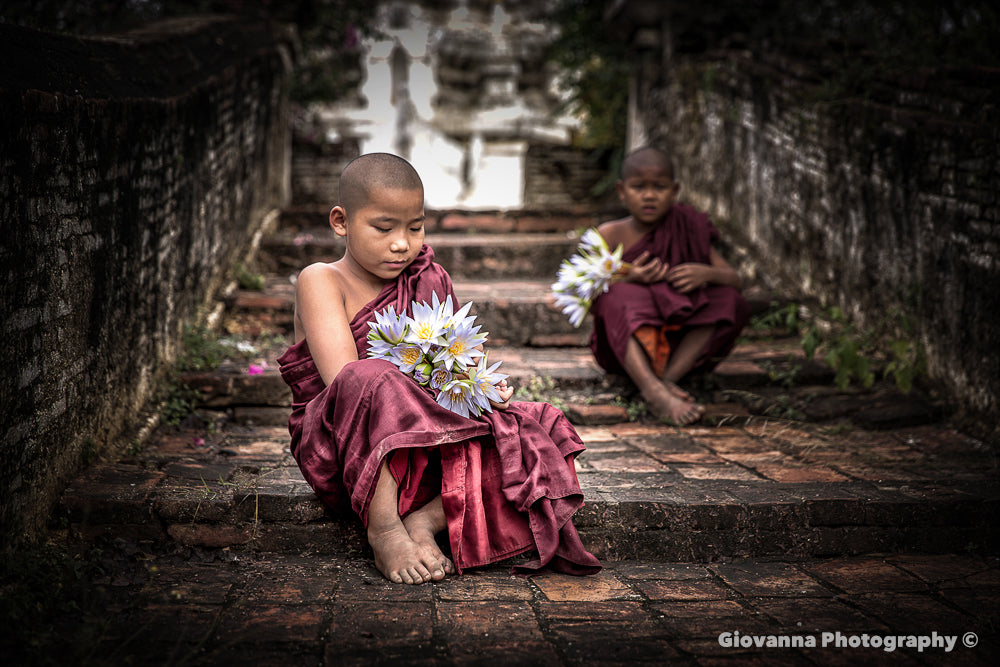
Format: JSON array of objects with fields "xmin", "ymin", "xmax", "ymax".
[
  {"xmin": 590, "ymin": 146, "xmax": 750, "ymax": 425},
  {"xmin": 277, "ymin": 152, "xmax": 600, "ymax": 584}
]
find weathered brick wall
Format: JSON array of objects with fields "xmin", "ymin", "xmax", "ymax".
[
  {"xmin": 286, "ymin": 137, "xmax": 613, "ymax": 210},
  {"xmin": 523, "ymin": 143, "xmax": 615, "ymax": 209},
  {"xmin": 643, "ymin": 52, "xmax": 999, "ymax": 431},
  {"xmin": 289, "ymin": 133, "xmax": 360, "ymax": 206},
  {"xmin": 0, "ymin": 17, "xmax": 294, "ymax": 544}
]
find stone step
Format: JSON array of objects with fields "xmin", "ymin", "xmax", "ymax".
[
  {"xmin": 57, "ymin": 420, "xmax": 998, "ymax": 561},
  {"xmin": 260, "ymin": 228, "xmax": 581, "ymax": 279},
  {"xmin": 228, "ymin": 276, "xmax": 778, "ymax": 348},
  {"xmin": 177, "ymin": 335, "xmax": 843, "ymax": 422},
  {"xmin": 277, "ymin": 204, "xmax": 609, "ymax": 236},
  {"xmin": 228, "ymin": 276, "xmax": 588, "ymax": 346}
]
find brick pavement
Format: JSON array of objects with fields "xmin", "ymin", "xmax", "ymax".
[{"xmin": 11, "ymin": 546, "xmax": 996, "ymax": 665}]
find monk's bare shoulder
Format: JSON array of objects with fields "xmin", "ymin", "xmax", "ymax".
[
  {"xmin": 296, "ymin": 261, "xmax": 345, "ymax": 298},
  {"xmin": 596, "ymin": 217, "xmax": 633, "ymax": 250},
  {"xmin": 293, "ymin": 262, "xmax": 347, "ymax": 340}
]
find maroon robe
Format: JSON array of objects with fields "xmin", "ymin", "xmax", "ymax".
[
  {"xmin": 589, "ymin": 204, "xmax": 750, "ymax": 375},
  {"xmin": 277, "ymin": 245, "xmax": 600, "ymax": 575}
]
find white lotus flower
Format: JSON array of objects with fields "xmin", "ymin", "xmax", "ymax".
[
  {"xmin": 436, "ymin": 378, "xmax": 478, "ymax": 419},
  {"xmin": 550, "ymin": 228, "xmax": 627, "ymax": 327},
  {"xmin": 366, "ymin": 291, "xmax": 502, "ymax": 418}
]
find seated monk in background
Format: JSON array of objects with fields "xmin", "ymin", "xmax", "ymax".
[
  {"xmin": 278, "ymin": 152, "xmax": 600, "ymax": 584},
  {"xmin": 590, "ymin": 146, "xmax": 750, "ymax": 425}
]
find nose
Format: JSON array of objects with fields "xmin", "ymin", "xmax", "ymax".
[{"xmin": 389, "ymin": 231, "xmax": 409, "ymax": 253}]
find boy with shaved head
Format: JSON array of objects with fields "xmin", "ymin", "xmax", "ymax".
[
  {"xmin": 589, "ymin": 146, "xmax": 750, "ymax": 425},
  {"xmin": 278, "ymin": 153, "xmax": 600, "ymax": 584}
]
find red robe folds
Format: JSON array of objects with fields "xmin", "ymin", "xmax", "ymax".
[
  {"xmin": 590, "ymin": 204, "xmax": 750, "ymax": 375},
  {"xmin": 278, "ymin": 245, "xmax": 600, "ymax": 575}
]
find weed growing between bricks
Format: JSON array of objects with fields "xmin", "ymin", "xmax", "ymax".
[
  {"xmin": 514, "ymin": 376, "xmax": 568, "ymax": 412},
  {"xmin": 748, "ymin": 301, "xmax": 929, "ymax": 395}
]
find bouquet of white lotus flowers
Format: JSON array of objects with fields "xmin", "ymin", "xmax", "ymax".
[
  {"xmin": 550, "ymin": 228, "xmax": 629, "ymax": 327},
  {"xmin": 366, "ymin": 292, "xmax": 508, "ymax": 419}
]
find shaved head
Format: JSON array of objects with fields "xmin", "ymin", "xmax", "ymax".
[
  {"xmin": 338, "ymin": 153, "xmax": 424, "ymax": 216},
  {"xmin": 620, "ymin": 147, "xmax": 675, "ymax": 181}
]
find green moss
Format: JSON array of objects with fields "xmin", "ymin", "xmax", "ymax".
[
  {"xmin": 176, "ymin": 323, "xmax": 227, "ymax": 373},
  {"xmin": 235, "ymin": 262, "xmax": 265, "ymax": 291},
  {"xmin": 514, "ymin": 376, "xmax": 567, "ymax": 412}
]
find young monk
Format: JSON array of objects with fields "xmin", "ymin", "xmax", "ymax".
[
  {"xmin": 278, "ymin": 152, "xmax": 600, "ymax": 584},
  {"xmin": 589, "ymin": 146, "xmax": 750, "ymax": 425}
]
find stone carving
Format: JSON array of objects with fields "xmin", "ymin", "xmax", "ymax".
[{"xmin": 311, "ymin": 0, "xmax": 578, "ymax": 209}]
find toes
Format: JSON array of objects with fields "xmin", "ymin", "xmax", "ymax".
[
  {"xmin": 426, "ymin": 557, "xmax": 446, "ymax": 581},
  {"xmin": 682, "ymin": 405, "xmax": 704, "ymax": 425}
]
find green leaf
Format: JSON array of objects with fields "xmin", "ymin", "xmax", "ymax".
[{"xmin": 802, "ymin": 326, "xmax": 820, "ymax": 360}]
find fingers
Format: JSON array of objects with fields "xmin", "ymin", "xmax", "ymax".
[
  {"xmin": 496, "ymin": 380, "xmax": 514, "ymax": 403},
  {"xmin": 630, "ymin": 254, "xmax": 670, "ymax": 283},
  {"xmin": 670, "ymin": 278, "xmax": 694, "ymax": 293},
  {"xmin": 666, "ymin": 264, "xmax": 705, "ymax": 293},
  {"xmin": 651, "ymin": 262, "xmax": 670, "ymax": 282},
  {"xmin": 632, "ymin": 252, "xmax": 658, "ymax": 272},
  {"xmin": 487, "ymin": 379, "xmax": 514, "ymax": 411}
]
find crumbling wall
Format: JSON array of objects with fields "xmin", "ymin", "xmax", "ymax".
[
  {"xmin": 523, "ymin": 143, "xmax": 616, "ymax": 209},
  {"xmin": 643, "ymin": 51, "xmax": 999, "ymax": 432},
  {"xmin": 0, "ymin": 17, "xmax": 294, "ymax": 544}
]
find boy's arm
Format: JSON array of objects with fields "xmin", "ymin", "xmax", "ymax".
[
  {"xmin": 294, "ymin": 263, "xmax": 359, "ymax": 386},
  {"xmin": 666, "ymin": 247, "xmax": 743, "ymax": 293}
]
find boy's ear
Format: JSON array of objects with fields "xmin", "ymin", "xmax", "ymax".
[
  {"xmin": 615, "ymin": 180, "xmax": 625, "ymax": 199},
  {"xmin": 329, "ymin": 206, "xmax": 348, "ymax": 237}
]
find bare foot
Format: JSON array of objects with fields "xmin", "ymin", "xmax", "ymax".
[
  {"xmin": 644, "ymin": 382, "xmax": 704, "ymax": 425},
  {"xmin": 662, "ymin": 380, "xmax": 694, "ymax": 403},
  {"xmin": 368, "ymin": 521, "xmax": 448, "ymax": 585},
  {"xmin": 403, "ymin": 510, "xmax": 455, "ymax": 576}
]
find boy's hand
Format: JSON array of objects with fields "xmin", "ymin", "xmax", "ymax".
[
  {"xmin": 666, "ymin": 263, "xmax": 712, "ymax": 293},
  {"xmin": 490, "ymin": 379, "xmax": 514, "ymax": 411},
  {"xmin": 627, "ymin": 251, "xmax": 670, "ymax": 284}
]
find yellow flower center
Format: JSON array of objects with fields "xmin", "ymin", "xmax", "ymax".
[
  {"xmin": 401, "ymin": 348, "xmax": 422, "ymax": 364},
  {"xmin": 415, "ymin": 324, "xmax": 433, "ymax": 339},
  {"xmin": 449, "ymin": 341, "xmax": 466, "ymax": 356}
]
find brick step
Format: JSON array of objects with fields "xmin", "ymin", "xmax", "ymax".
[
  {"xmin": 260, "ymin": 229, "xmax": 582, "ymax": 279},
  {"xmin": 227, "ymin": 276, "xmax": 587, "ymax": 345},
  {"xmin": 227, "ymin": 276, "xmax": 778, "ymax": 348},
  {"xmin": 176, "ymin": 336, "xmax": 847, "ymax": 422},
  {"xmin": 57, "ymin": 421, "xmax": 998, "ymax": 561},
  {"xmin": 277, "ymin": 204, "xmax": 610, "ymax": 236}
]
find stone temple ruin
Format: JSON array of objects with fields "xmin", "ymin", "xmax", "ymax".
[{"xmin": 303, "ymin": 0, "xmax": 606, "ymax": 210}]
